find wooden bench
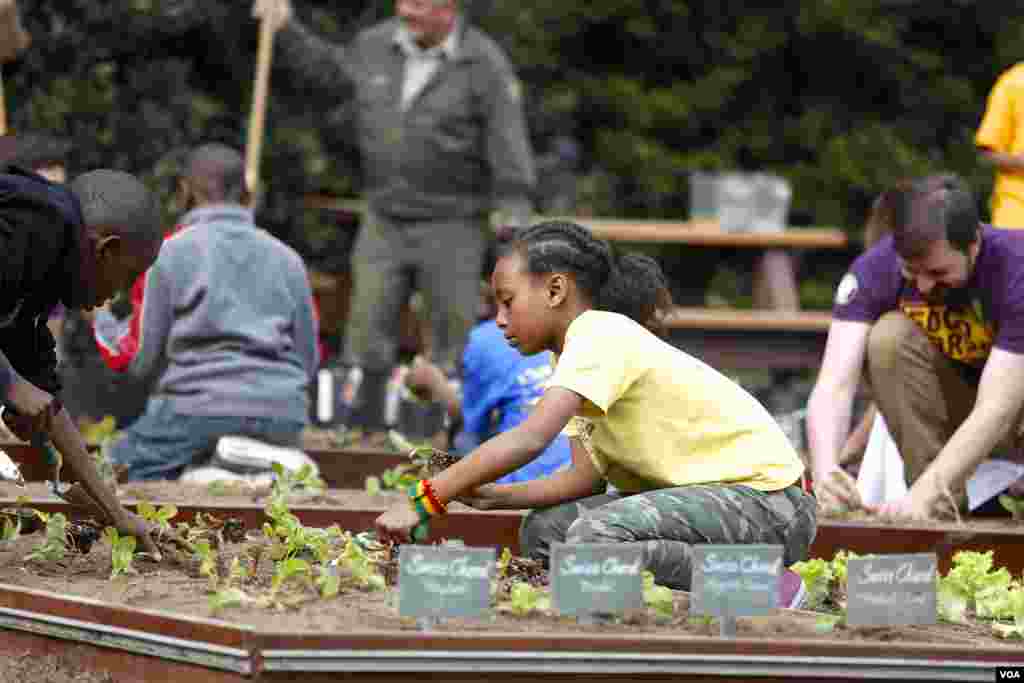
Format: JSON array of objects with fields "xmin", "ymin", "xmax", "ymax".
[
  {"xmin": 578, "ymin": 217, "xmax": 848, "ymax": 249},
  {"xmin": 573, "ymin": 217, "xmax": 850, "ymax": 311},
  {"xmin": 663, "ymin": 307, "xmax": 832, "ymax": 370},
  {"xmin": 301, "ymin": 197, "xmax": 846, "ymax": 368}
]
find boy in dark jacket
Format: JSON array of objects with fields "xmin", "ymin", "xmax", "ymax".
[{"xmin": 0, "ymin": 165, "xmax": 163, "ymax": 555}]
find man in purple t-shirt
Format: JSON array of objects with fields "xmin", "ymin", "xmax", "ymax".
[{"xmin": 807, "ymin": 174, "xmax": 1024, "ymax": 521}]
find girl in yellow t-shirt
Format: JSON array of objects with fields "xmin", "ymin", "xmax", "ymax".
[{"xmin": 375, "ymin": 220, "xmax": 816, "ymax": 599}]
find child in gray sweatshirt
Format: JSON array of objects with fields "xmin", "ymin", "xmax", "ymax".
[{"xmin": 104, "ymin": 144, "xmax": 317, "ymax": 481}]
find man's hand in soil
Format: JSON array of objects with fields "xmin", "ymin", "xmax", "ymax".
[
  {"xmin": 374, "ymin": 502, "xmax": 424, "ymax": 544},
  {"xmin": 813, "ymin": 466, "xmax": 863, "ymax": 514},
  {"xmin": 867, "ymin": 473, "xmax": 958, "ymax": 522}
]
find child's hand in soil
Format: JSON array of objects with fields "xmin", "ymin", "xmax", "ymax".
[
  {"xmin": 374, "ymin": 502, "xmax": 424, "ymax": 544},
  {"xmin": 813, "ymin": 466, "xmax": 863, "ymax": 514},
  {"xmin": 116, "ymin": 511, "xmax": 163, "ymax": 559}
]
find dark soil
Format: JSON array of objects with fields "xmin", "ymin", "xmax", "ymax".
[
  {"xmin": 0, "ymin": 651, "xmax": 115, "ymax": 682},
  {"xmin": 0, "ymin": 513, "xmax": 1012, "ymax": 649}
]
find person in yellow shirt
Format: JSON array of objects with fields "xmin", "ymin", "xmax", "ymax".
[
  {"xmin": 375, "ymin": 220, "xmax": 816, "ymax": 602},
  {"xmin": 977, "ymin": 62, "xmax": 1024, "ymax": 228}
]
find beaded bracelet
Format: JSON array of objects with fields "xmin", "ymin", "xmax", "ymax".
[
  {"xmin": 420, "ymin": 479, "xmax": 448, "ymax": 515},
  {"xmin": 406, "ymin": 482, "xmax": 438, "ymax": 543}
]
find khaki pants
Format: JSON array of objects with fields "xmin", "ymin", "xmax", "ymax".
[
  {"xmin": 343, "ymin": 210, "xmax": 486, "ymax": 430},
  {"xmin": 867, "ymin": 311, "xmax": 1024, "ymax": 500}
]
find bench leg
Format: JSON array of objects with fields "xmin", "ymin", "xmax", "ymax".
[{"xmin": 753, "ymin": 250, "xmax": 801, "ymax": 311}]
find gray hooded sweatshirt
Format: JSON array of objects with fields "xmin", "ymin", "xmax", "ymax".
[{"xmin": 130, "ymin": 205, "xmax": 317, "ymax": 422}]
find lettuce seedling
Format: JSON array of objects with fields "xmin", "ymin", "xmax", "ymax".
[
  {"xmin": 507, "ymin": 582, "xmax": 550, "ymax": 615},
  {"xmin": 791, "ymin": 558, "xmax": 834, "ymax": 610},
  {"xmin": 105, "ymin": 527, "xmax": 137, "ymax": 578},
  {"xmin": 24, "ymin": 511, "xmax": 68, "ymax": 563},
  {"xmin": 642, "ymin": 571, "xmax": 674, "ymax": 619},
  {"xmin": 992, "ymin": 588, "xmax": 1024, "ymax": 639},
  {"xmin": 0, "ymin": 515, "xmax": 20, "ymax": 542},
  {"xmin": 999, "ymin": 495, "xmax": 1024, "ymax": 521},
  {"xmin": 137, "ymin": 501, "xmax": 178, "ymax": 534}
]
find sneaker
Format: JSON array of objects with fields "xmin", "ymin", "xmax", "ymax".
[{"xmin": 778, "ymin": 567, "xmax": 807, "ymax": 610}]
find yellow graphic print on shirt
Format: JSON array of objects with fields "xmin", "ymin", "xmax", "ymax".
[{"xmin": 900, "ymin": 299, "xmax": 994, "ymax": 367}]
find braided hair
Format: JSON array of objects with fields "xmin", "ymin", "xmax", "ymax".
[
  {"xmin": 509, "ymin": 220, "xmax": 672, "ymax": 335},
  {"xmin": 509, "ymin": 220, "xmax": 617, "ymax": 304}
]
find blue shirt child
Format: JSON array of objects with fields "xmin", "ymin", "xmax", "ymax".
[{"xmin": 454, "ymin": 320, "xmax": 571, "ymax": 483}]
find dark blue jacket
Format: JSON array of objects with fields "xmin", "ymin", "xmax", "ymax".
[{"xmin": 0, "ymin": 166, "xmax": 95, "ymax": 398}]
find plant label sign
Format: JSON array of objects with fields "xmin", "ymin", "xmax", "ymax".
[
  {"xmin": 846, "ymin": 553, "xmax": 936, "ymax": 627},
  {"xmin": 398, "ymin": 545, "xmax": 495, "ymax": 619},
  {"xmin": 550, "ymin": 543, "xmax": 644, "ymax": 616},
  {"xmin": 691, "ymin": 545, "xmax": 783, "ymax": 617}
]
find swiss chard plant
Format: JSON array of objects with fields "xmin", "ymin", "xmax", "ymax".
[
  {"xmin": 105, "ymin": 527, "xmax": 137, "ymax": 578},
  {"xmin": 24, "ymin": 511, "xmax": 68, "ymax": 563}
]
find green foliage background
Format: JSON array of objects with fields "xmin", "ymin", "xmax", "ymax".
[{"xmin": 3, "ymin": 1, "xmax": 1016, "ymax": 260}]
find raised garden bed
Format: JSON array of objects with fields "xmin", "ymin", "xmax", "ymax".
[
  {"xmin": 0, "ymin": 481, "xmax": 1019, "ymax": 683},
  {"xmin": 0, "ymin": 442, "xmax": 408, "ymax": 490},
  {"xmin": 1, "ymin": 479, "xmax": 1022, "ymax": 574}
]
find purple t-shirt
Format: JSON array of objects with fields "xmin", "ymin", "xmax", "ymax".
[{"xmin": 833, "ymin": 227, "xmax": 1024, "ymax": 370}]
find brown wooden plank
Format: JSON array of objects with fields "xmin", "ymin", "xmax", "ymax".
[
  {"xmin": 578, "ymin": 218, "xmax": 849, "ymax": 249},
  {"xmin": 299, "ymin": 196, "xmax": 850, "ymax": 250},
  {"xmin": 664, "ymin": 307, "xmax": 833, "ymax": 332}
]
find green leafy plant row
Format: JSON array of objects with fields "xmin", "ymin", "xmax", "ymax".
[{"xmin": 792, "ymin": 550, "xmax": 1024, "ymax": 639}]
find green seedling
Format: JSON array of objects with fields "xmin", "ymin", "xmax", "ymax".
[
  {"xmin": 814, "ymin": 614, "xmax": 842, "ymax": 633},
  {"xmin": 270, "ymin": 557, "xmax": 313, "ymax": 593},
  {"xmin": 316, "ymin": 565, "xmax": 341, "ymax": 599},
  {"xmin": 364, "ymin": 476, "xmax": 381, "ymax": 496},
  {"xmin": 206, "ymin": 557, "xmax": 254, "ymax": 612},
  {"xmin": 24, "ymin": 511, "xmax": 68, "ymax": 563},
  {"xmin": 365, "ymin": 463, "xmax": 419, "ymax": 495},
  {"xmin": 271, "ymin": 462, "xmax": 325, "ymax": 499},
  {"xmin": 0, "ymin": 515, "xmax": 20, "ymax": 542},
  {"xmin": 992, "ymin": 588, "xmax": 1024, "ymax": 639},
  {"xmin": 193, "ymin": 540, "xmax": 220, "ymax": 591},
  {"xmin": 790, "ymin": 558, "xmax": 834, "ymax": 611},
  {"xmin": 506, "ymin": 581, "xmax": 550, "ymax": 616},
  {"xmin": 999, "ymin": 495, "xmax": 1024, "ymax": 521},
  {"xmin": 105, "ymin": 527, "xmax": 137, "ymax": 578},
  {"xmin": 209, "ymin": 587, "xmax": 247, "ymax": 613},
  {"xmin": 642, "ymin": 571, "xmax": 674, "ymax": 619},
  {"xmin": 137, "ymin": 501, "xmax": 178, "ymax": 534},
  {"xmin": 334, "ymin": 537, "xmax": 386, "ymax": 591}
]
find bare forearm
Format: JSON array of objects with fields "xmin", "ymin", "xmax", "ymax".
[
  {"xmin": 840, "ymin": 403, "xmax": 876, "ymax": 465},
  {"xmin": 918, "ymin": 403, "xmax": 1016, "ymax": 497},
  {"xmin": 806, "ymin": 383, "xmax": 856, "ymax": 481},
  {"xmin": 477, "ymin": 468, "xmax": 603, "ymax": 510},
  {"xmin": 431, "ymin": 426, "xmax": 546, "ymax": 502},
  {"xmin": 48, "ymin": 409, "xmax": 127, "ymax": 525}
]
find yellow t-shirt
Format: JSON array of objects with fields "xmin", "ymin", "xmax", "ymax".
[
  {"xmin": 550, "ymin": 311, "xmax": 804, "ymax": 493},
  {"xmin": 976, "ymin": 62, "xmax": 1024, "ymax": 228}
]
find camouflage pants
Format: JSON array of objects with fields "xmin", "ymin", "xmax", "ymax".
[{"xmin": 519, "ymin": 483, "xmax": 817, "ymax": 590}]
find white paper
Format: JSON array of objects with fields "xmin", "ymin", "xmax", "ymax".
[
  {"xmin": 856, "ymin": 413, "xmax": 908, "ymax": 507},
  {"xmin": 966, "ymin": 459, "xmax": 1024, "ymax": 511},
  {"xmin": 855, "ymin": 413, "xmax": 1024, "ymax": 511}
]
